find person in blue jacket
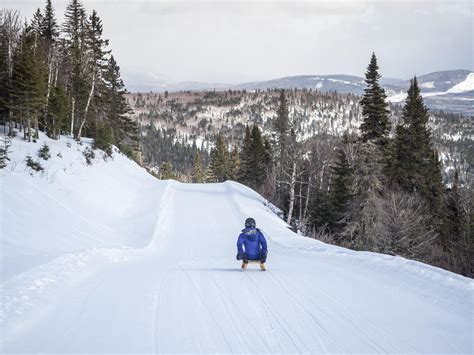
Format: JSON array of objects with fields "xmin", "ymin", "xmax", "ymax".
[{"xmin": 236, "ymin": 218, "xmax": 268, "ymax": 269}]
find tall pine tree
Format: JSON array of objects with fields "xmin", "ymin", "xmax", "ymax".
[
  {"xmin": 76, "ymin": 9, "xmax": 109, "ymax": 139},
  {"xmin": 359, "ymin": 53, "xmax": 390, "ymax": 146},
  {"xmin": 11, "ymin": 25, "xmax": 48, "ymax": 141},
  {"xmin": 391, "ymin": 76, "xmax": 443, "ymax": 205},
  {"xmin": 102, "ymin": 55, "xmax": 139, "ymax": 159},
  {"xmin": 63, "ymin": 0, "xmax": 87, "ymax": 137},
  {"xmin": 273, "ymin": 89, "xmax": 290, "ymax": 161},
  {"xmin": 40, "ymin": 0, "xmax": 60, "ymax": 137}
]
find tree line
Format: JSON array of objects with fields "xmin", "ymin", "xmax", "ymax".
[
  {"xmin": 0, "ymin": 0, "xmax": 139, "ymax": 159},
  {"xmin": 199, "ymin": 53, "xmax": 472, "ymax": 277}
]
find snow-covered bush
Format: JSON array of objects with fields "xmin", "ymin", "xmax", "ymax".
[
  {"xmin": 25, "ymin": 155, "xmax": 44, "ymax": 172},
  {"xmin": 0, "ymin": 135, "xmax": 11, "ymax": 169},
  {"xmin": 82, "ymin": 147, "xmax": 95, "ymax": 165},
  {"xmin": 37, "ymin": 143, "xmax": 51, "ymax": 160}
]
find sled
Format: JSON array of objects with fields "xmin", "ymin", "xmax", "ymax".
[{"xmin": 241, "ymin": 260, "xmax": 266, "ymax": 271}]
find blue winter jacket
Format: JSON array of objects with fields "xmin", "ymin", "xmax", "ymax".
[{"xmin": 237, "ymin": 228, "xmax": 268, "ymax": 260}]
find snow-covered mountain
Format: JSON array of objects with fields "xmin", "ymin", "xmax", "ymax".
[
  {"xmin": 126, "ymin": 70, "xmax": 474, "ymax": 115},
  {"xmin": 235, "ymin": 74, "xmax": 366, "ymax": 93},
  {"xmin": 389, "ymin": 69, "xmax": 473, "ymax": 93},
  {"xmin": 1, "ymin": 131, "xmax": 472, "ymax": 353},
  {"xmin": 386, "ymin": 70, "xmax": 474, "ymax": 114}
]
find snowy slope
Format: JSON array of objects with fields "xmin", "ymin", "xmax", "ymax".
[
  {"xmin": 1, "ymin": 132, "xmax": 473, "ymax": 353},
  {"xmin": 447, "ymin": 72, "xmax": 474, "ymax": 94},
  {"xmin": 387, "ymin": 71, "xmax": 474, "ymax": 104}
]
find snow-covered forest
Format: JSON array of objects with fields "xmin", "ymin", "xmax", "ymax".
[{"xmin": 0, "ymin": 0, "xmax": 140, "ymax": 161}]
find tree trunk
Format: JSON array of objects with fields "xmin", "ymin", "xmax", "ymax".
[
  {"xmin": 43, "ymin": 48, "xmax": 54, "ymax": 135},
  {"xmin": 303, "ymin": 175, "xmax": 312, "ymax": 222},
  {"xmin": 299, "ymin": 179, "xmax": 303, "ymax": 224},
  {"xmin": 53, "ymin": 60, "xmax": 59, "ymax": 139},
  {"xmin": 77, "ymin": 74, "xmax": 95, "ymax": 140},
  {"xmin": 26, "ymin": 102, "xmax": 31, "ymax": 143},
  {"xmin": 70, "ymin": 97, "xmax": 75, "ymax": 136},
  {"xmin": 286, "ymin": 161, "xmax": 297, "ymax": 225},
  {"xmin": 34, "ymin": 114, "xmax": 39, "ymax": 139},
  {"xmin": 7, "ymin": 31, "xmax": 14, "ymax": 137},
  {"xmin": 8, "ymin": 119, "xmax": 13, "ymax": 136}
]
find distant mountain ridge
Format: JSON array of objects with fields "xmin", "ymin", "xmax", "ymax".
[{"xmin": 126, "ymin": 69, "xmax": 473, "ymax": 115}]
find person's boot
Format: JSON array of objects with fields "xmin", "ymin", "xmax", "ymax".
[
  {"xmin": 241, "ymin": 261, "xmax": 248, "ymax": 270},
  {"xmin": 260, "ymin": 263, "xmax": 266, "ymax": 271}
]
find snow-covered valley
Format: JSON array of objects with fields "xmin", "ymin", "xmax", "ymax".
[
  {"xmin": 129, "ymin": 90, "xmax": 473, "ymax": 184},
  {"xmin": 1, "ymin": 132, "xmax": 472, "ymax": 353}
]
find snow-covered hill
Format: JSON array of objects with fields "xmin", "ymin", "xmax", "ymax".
[
  {"xmin": 128, "ymin": 90, "xmax": 473, "ymax": 184},
  {"xmin": 126, "ymin": 70, "xmax": 474, "ymax": 115},
  {"xmin": 387, "ymin": 70, "xmax": 474, "ymax": 108},
  {"xmin": 447, "ymin": 72, "xmax": 474, "ymax": 94},
  {"xmin": 1, "ymin": 132, "xmax": 472, "ymax": 353}
]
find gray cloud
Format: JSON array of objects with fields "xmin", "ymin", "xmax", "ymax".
[{"xmin": 5, "ymin": 0, "xmax": 473, "ymax": 86}]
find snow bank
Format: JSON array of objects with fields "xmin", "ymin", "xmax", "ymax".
[
  {"xmin": 1, "ymin": 130, "xmax": 167, "ymax": 280},
  {"xmin": 1, "ymin": 130, "xmax": 472, "ymax": 353}
]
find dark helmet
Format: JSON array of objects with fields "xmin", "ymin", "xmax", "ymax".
[{"xmin": 245, "ymin": 217, "xmax": 256, "ymax": 228}]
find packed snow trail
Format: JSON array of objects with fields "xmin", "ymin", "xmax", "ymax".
[{"xmin": 1, "ymin": 134, "xmax": 472, "ymax": 353}]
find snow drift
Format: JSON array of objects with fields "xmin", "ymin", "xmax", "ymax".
[{"xmin": 0, "ymin": 132, "xmax": 472, "ymax": 353}]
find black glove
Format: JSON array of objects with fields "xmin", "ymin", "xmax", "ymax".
[
  {"xmin": 260, "ymin": 251, "xmax": 268, "ymax": 263},
  {"xmin": 236, "ymin": 252, "xmax": 247, "ymax": 261}
]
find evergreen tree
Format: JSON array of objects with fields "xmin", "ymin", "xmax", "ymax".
[
  {"xmin": 37, "ymin": 142, "xmax": 51, "ymax": 160},
  {"xmin": 76, "ymin": 9, "xmax": 109, "ymax": 139},
  {"xmin": 359, "ymin": 53, "xmax": 390, "ymax": 146},
  {"xmin": 239, "ymin": 124, "xmax": 269, "ymax": 190},
  {"xmin": 263, "ymin": 137, "xmax": 272, "ymax": 168},
  {"xmin": 0, "ymin": 135, "xmax": 11, "ymax": 169},
  {"xmin": 329, "ymin": 146, "xmax": 353, "ymax": 220},
  {"xmin": 273, "ymin": 89, "xmax": 290, "ymax": 161},
  {"xmin": 208, "ymin": 135, "xmax": 229, "ymax": 182},
  {"xmin": 31, "ymin": 9, "xmax": 44, "ymax": 49},
  {"xmin": 239, "ymin": 125, "xmax": 252, "ymax": 184},
  {"xmin": 192, "ymin": 151, "xmax": 205, "ymax": 183},
  {"xmin": 159, "ymin": 161, "xmax": 174, "ymax": 180},
  {"xmin": 445, "ymin": 170, "xmax": 463, "ymax": 239},
  {"xmin": 103, "ymin": 55, "xmax": 139, "ymax": 159},
  {"xmin": 228, "ymin": 146, "xmax": 240, "ymax": 181},
  {"xmin": 272, "ymin": 90, "xmax": 293, "ymax": 211},
  {"xmin": 40, "ymin": 0, "xmax": 59, "ymax": 137},
  {"xmin": 93, "ymin": 119, "xmax": 113, "ymax": 156},
  {"xmin": 0, "ymin": 15, "xmax": 12, "ymax": 127},
  {"xmin": 46, "ymin": 85, "xmax": 69, "ymax": 138},
  {"xmin": 249, "ymin": 124, "xmax": 267, "ymax": 189},
  {"xmin": 41, "ymin": 0, "xmax": 59, "ymax": 45},
  {"xmin": 11, "ymin": 25, "xmax": 48, "ymax": 141},
  {"xmin": 0, "ymin": 10, "xmax": 22, "ymax": 134},
  {"xmin": 442, "ymin": 171, "xmax": 473, "ymax": 276},
  {"xmin": 391, "ymin": 76, "xmax": 444, "ymax": 208},
  {"xmin": 63, "ymin": 0, "xmax": 87, "ymax": 137},
  {"xmin": 309, "ymin": 189, "xmax": 333, "ymax": 230}
]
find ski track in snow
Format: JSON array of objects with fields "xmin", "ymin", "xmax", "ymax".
[{"xmin": 1, "ymin": 133, "xmax": 473, "ymax": 353}]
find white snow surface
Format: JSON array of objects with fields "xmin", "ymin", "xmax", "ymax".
[
  {"xmin": 1, "ymin": 132, "xmax": 473, "ymax": 353},
  {"xmin": 447, "ymin": 72, "xmax": 474, "ymax": 93},
  {"xmin": 420, "ymin": 81, "xmax": 435, "ymax": 89},
  {"xmin": 387, "ymin": 91, "xmax": 447, "ymax": 103},
  {"xmin": 389, "ymin": 72, "xmax": 474, "ymax": 102}
]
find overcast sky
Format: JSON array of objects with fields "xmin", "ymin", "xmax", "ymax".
[{"xmin": 6, "ymin": 0, "xmax": 473, "ymax": 85}]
